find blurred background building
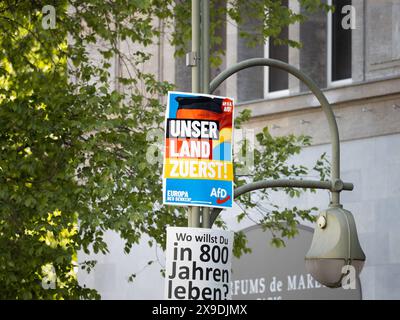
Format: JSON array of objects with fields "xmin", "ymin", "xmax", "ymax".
[{"xmin": 79, "ymin": 0, "xmax": 400, "ymax": 299}]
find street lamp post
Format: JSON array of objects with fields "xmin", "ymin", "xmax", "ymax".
[
  {"xmin": 186, "ymin": 0, "xmax": 365, "ymax": 289},
  {"xmin": 187, "ymin": 0, "xmax": 201, "ymax": 228}
]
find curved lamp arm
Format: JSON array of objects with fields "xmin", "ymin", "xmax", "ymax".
[
  {"xmin": 206, "ymin": 58, "xmax": 347, "ymax": 227},
  {"xmin": 209, "ymin": 58, "xmax": 341, "ymax": 205},
  {"xmin": 209, "ymin": 179, "xmax": 353, "ymax": 227}
]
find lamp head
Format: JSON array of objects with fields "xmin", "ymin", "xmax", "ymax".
[{"xmin": 305, "ymin": 206, "xmax": 366, "ymax": 288}]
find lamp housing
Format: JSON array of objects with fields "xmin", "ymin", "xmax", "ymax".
[{"xmin": 305, "ymin": 206, "xmax": 366, "ymax": 288}]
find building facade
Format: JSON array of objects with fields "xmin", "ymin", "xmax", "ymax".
[{"xmin": 79, "ymin": 0, "xmax": 400, "ymax": 299}]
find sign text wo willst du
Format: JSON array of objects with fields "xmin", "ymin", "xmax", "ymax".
[{"xmin": 165, "ymin": 227, "xmax": 234, "ymax": 300}]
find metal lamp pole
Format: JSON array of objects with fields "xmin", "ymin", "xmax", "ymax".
[
  {"xmin": 187, "ymin": 0, "xmax": 211, "ymax": 229},
  {"xmin": 187, "ymin": 0, "xmax": 201, "ymax": 228}
]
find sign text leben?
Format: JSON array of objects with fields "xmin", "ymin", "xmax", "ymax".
[
  {"xmin": 163, "ymin": 92, "xmax": 234, "ymax": 208},
  {"xmin": 165, "ymin": 227, "xmax": 233, "ymax": 300}
]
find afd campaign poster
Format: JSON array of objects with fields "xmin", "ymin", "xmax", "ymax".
[{"xmin": 163, "ymin": 91, "xmax": 234, "ymax": 209}]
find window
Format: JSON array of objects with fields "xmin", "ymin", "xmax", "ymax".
[
  {"xmin": 264, "ymin": 0, "xmax": 289, "ymax": 97},
  {"xmin": 327, "ymin": 0, "xmax": 352, "ymax": 85}
]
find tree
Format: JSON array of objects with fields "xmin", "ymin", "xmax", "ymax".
[{"xmin": 0, "ymin": 0, "xmax": 330, "ymax": 299}]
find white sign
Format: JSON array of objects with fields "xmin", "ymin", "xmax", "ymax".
[{"xmin": 165, "ymin": 227, "xmax": 234, "ymax": 300}]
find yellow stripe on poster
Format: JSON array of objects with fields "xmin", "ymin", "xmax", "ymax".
[{"xmin": 164, "ymin": 158, "xmax": 233, "ymax": 181}]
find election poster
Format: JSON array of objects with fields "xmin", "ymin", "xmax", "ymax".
[
  {"xmin": 164, "ymin": 227, "xmax": 234, "ymax": 300},
  {"xmin": 162, "ymin": 91, "xmax": 234, "ymax": 209}
]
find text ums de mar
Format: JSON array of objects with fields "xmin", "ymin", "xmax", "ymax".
[
  {"xmin": 162, "ymin": 92, "xmax": 234, "ymax": 209},
  {"xmin": 165, "ymin": 227, "xmax": 234, "ymax": 300}
]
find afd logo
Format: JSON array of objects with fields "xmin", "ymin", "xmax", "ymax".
[{"xmin": 210, "ymin": 187, "xmax": 231, "ymax": 204}]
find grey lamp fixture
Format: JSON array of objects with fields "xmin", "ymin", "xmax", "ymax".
[{"xmin": 305, "ymin": 206, "xmax": 366, "ymax": 288}]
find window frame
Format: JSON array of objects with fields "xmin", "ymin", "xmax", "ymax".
[
  {"xmin": 263, "ymin": 38, "xmax": 290, "ymax": 99},
  {"xmin": 327, "ymin": 0, "xmax": 353, "ymax": 87}
]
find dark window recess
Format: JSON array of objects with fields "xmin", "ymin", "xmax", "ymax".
[
  {"xmin": 268, "ymin": 0, "xmax": 288, "ymax": 92},
  {"xmin": 237, "ymin": 9, "xmax": 264, "ymax": 102},
  {"xmin": 332, "ymin": 0, "xmax": 352, "ymax": 81}
]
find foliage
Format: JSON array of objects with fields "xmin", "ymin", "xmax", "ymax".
[
  {"xmin": 0, "ymin": 0, "xmax": 181, "ymax": 299},
  {"xmin": 172, "ymin": 0, "xmax": 331, "ymax": 66},
  {"xmin": 0, "ymin": 0, "xmax": 329, "ymax": 299}
]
